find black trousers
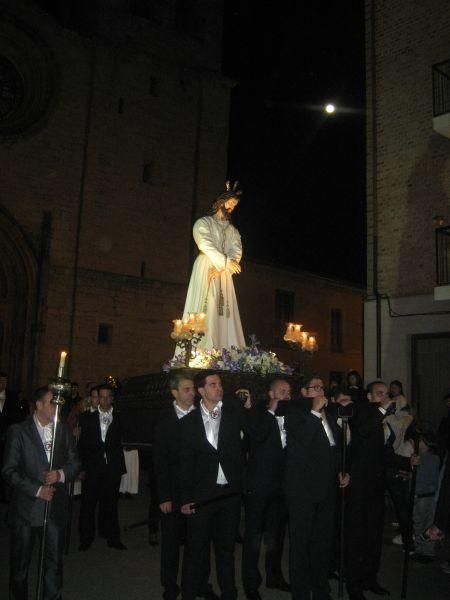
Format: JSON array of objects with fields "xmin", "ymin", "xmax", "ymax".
[
  {"xmin": 287, "ymin": 492, "xmax": 335, "ymax": 600},
  {"xmin": 79, "ymin": 464, "xmax": 122, "ymax": 545},
  {"xmin": 182, "ymin": 492, "xmax": 241, "ymax": 600},
  {"xmin": 345, "ymin": 480, "xmax": 385, "ymax": 592},
  {"xmin": 242, "ymin": 488, "xmax": 288, "ymax": 592},
  {"xmin": 160, "ymin": 510, "xmax": 212, "ymax": 600},
  {"xmin": 9, "ymin": 521, "xmax": 64, "ymax": 600},
  {"xmin": 160, "ymin": 511, "xmax": 184, "ymax": 600}
]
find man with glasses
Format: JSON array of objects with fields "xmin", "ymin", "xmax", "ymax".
[{"xmin": 285, "ymin": 375, "xmax": 349, "ymax": 600}]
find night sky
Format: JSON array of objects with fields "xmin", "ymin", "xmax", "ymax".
[{"xmin": 222, "ymin": 1, "xmax": 366, "ymax": 285}]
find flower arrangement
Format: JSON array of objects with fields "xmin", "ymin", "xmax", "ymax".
[{"xmin": 163, "ymin": 335, "xmax": 294, "ymax": 376}]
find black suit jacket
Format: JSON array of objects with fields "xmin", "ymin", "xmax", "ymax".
[
  {"xmin": 1, "ymin": 416, "xmax": 81, "ymax": 527},
  {"xmin": 179, "ymin": 398, "xmax": 247, "ymax": 505},
  {"xmin": 245, "ymin": 401, "xmax": 286, "ymax": 494},
  {"xmin": 153, "ymin": 405, "xmax": 184, "ymax": 504},
  {"xmin": 284, "ymin": 402, "xmax": 341, "ymax": 502},
  {"xmin": 78, "ymin": 410, "xmax": 126, "ymax": 477}
]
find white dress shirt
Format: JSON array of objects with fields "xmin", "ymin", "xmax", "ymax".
[
  {"xmin": 99, "ymin": 407, "xmax": 113, "ymax": 442},
  {"xmin": 173, "ymin": 401, "xmax": 195, "ymax": 420},
  {"xmin": 268, "ymin": 410, "xmax": 287, "ymax": 448},
  {"xmin": 311, "ymin": 410, "xmax": 336, "ymax": 446},
  {"xmin": 200, "ymin": 400, "xmax": 228, "ymax": 484},
  {"xmin": 33, "ymin": 414, "xmax": 65, "ymax": 496}
]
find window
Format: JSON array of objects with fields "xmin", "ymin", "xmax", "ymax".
[
  {"xmin": 149, "ymin": 76, "xmax": 159, "ymax": 97},
  {"xmin": 98, "ymin": 324, "xmax": 113, "ymax": 345},
  {"xmin": 330, "ymin": 309, "xmax": 343, "ymax": 352},
  {"xmin": 142, "ymin": 162, "xmax": 155, "ymax": 184},
  {"xmin": 176, "ymin": 0, "xmax": 206, "ymax": 40},
  {"xmin": 274, "ymin": 289, "xmax": 294, "ymax": 344}
]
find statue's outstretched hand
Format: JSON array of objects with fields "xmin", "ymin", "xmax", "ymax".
[{"xmin": 227, "ymin": 259, "xmax": 241, "ymax": 275}]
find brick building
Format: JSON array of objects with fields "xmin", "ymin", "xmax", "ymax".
[
  {"xmin": 238, "ymin": 259, "xmax": 363, "ymax": 384},
  {"xmin": 365, "ymin": 0, "xmax": 450, "ymax": 427},
  {"xmin": 0, "ymin": 0, "xmax": 363, "ymax": 397}
]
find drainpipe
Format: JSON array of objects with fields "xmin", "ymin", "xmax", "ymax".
[
  {"xmin": 369, "ymin": 0, "xmax": 381, "ymax": 378},
  {"xmin": 188, "ymin": 74, "xmax": 203, "ymax": 270},
  {"xmin": 27, "ymin": 211, "xmax": 52, "ymax": 398},
  {"xmin": 67, "ymin": 40, "xmax": 97, "ymax": 376}
]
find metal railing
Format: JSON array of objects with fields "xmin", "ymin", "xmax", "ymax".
[
  {"xmin": 432, "ymin": 60, "xmax": 450, "ymax": 117},
  {"xmin": 436, "ymin": 226, "xmax": 450, "ymax": 285}
]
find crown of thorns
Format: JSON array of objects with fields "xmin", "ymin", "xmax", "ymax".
[{"xmin": 215, "ymin": 180, "xmax": 242, "ymax": 202}]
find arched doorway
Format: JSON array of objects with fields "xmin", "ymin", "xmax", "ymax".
[{"xmin": 0, "ymin": 208, "xmax": 37, "ymax": 395}]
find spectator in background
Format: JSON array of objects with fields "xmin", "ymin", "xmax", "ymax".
[
  {"xmin": 346, "ymin": 370, "xmax": 366, "ymax": 404},
  {"xmin": 61, "ymin": 381, "xmax": 82, "ymax": 421},
  {"xmin": 78, "ymin": 384, "xmax": 126, "ymax": 551},
  {"xmin": 384, "ymin": 392, "xmax": 414, "ymax": 547},
  {"xmin": 389, "ymin": 380, "xmax": 409, "ymax": 412},
  {"xmin": 409, "ymin": 429, "xmax": 440, "ymax": 563}
]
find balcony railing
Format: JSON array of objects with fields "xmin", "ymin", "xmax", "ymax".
[
  {"xmin": 432, "ymin": 60, "xmax": 450, "ymax": 117},
  {"xmin": 436, "ymin": 226, "xmax": 450, "ymax": 286}
]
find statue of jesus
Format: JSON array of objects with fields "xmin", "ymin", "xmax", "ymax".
[{"xmin": 181, "ymin": 181, "xmax": 246, "ymax": 350}]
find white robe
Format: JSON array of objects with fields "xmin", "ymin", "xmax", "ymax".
[{"xmin": 181, "ymin": 215, "xmax": 245, "ymax": 350}]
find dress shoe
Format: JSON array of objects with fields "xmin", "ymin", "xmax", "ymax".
[
  {"xmin": 244, "ymin": 591, "xmax": 262, "ymax": 600},
  {"xmin": 107, "ymin": 540, "xmax": 127, "ymax": 550},
  {"xmin": 348, "ymin": 592, "xmax": 367, "ymax": 600},
  {"xmin": 197, "ymin": 592, "xmax": 220, "ymax": 600},
  {"xmin": 410, "ymin": 552, "xmax": 435, "ymax": 564},
  {"xmin": 78, "ymin": 542, "xmax": 91, "ymax": 551},
  {"xmin": 266, "ymin": 579, "xmax": 291, "ymax": 592},
  {"xmin": 362, "ymin": 581, "xmax": 389, "ymax": 595}
]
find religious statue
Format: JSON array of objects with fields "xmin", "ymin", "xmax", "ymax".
[{"xmin": 181, "ymin": 181, "xmax": 246, "ymax": 350}]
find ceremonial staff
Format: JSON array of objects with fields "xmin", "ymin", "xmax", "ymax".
[
  {"xmin": 337, "ymin": 403, "xmax": 352, "ymax": 598},
  {"xmin": 400, "ymin": 433, "xmax": 420, "ymax": 599},
  {"xmin": 36, "ymin": 352, "xmax": 71, "ymax": 600}
]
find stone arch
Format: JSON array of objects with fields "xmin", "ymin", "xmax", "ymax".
[{"xmin": 0, "ymin": 207, "xmax": 37, "ymax": 393}]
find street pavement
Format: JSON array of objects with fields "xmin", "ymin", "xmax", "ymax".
[{"xmin": 0, "ymin": 479, "xmax": 449, "ymax": 600}]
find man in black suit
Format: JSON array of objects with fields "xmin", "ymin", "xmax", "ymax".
[
  {"xmin": 242, "ymin": 378, "xmax": 291, "ymax": 600},
  {"xmin": 179, "ymin": 370, "xmax": 250, "ymax": 600},
  {"xmin": 0, "ymin": 372, "xmax": 28, "ymax": 502},
  {"xmin": 345, "ymin": 380, "xmax": 418, "ymax": 600},
  {"xmin": 2, "ymin": 386, "xmax": 80, "ymax": 600},
  {"xmin": 285, "ymin": 375, "xmax": 349, "ymax": 600},
  {"xmin": 78, "ymin": 383, "xmax": 126, "ymax": 550}
]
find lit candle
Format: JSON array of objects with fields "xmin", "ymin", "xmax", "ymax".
[
  {"xmin": 57, "ymin": 351, "xmax": 67, "ymax": 378},
  {"xmin": 308, "ymin": 336, "xmax": 316, "ymax": 350}
]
